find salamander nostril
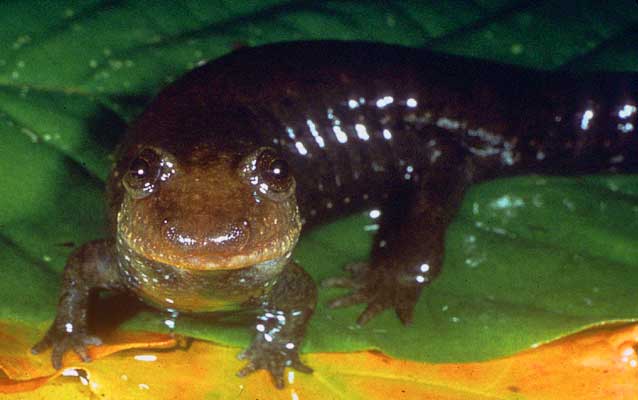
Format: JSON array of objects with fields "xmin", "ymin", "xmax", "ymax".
[
  {"xmin": 206, "ymin": 220, "xmax": 251, "ymax": 250},
  {"xmin": 160, "ymin": 216, "xmax": 251, "ymax": 251}
]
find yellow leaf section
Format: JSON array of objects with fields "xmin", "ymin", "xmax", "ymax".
[
  {"xmin": 1, "ymin": 322, "xmax": 637, "ymax": 399},
  {"xmin": 0, "ymin": 321, "xmax": 177, "ymax": 394}
]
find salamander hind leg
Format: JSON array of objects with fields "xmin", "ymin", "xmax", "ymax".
[
  {"xmin": 325, "ymin": 136, "xmax": 473, "ymax": 326},
  {"xmin": 323, "ymin": 200, "xmax": 451, "ymax": 326}
]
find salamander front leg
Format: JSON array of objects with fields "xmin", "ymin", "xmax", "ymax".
[
  {"xmin": 237, "ymin": 261, "xmax": 317, "ymax": 389},
  {"xmin": 325, "ymin": 140, "xmax": 472, "ymax": 326},
  {"xmin": 31, "ymin": 239, "xmax": 123, "ymax": 369}
]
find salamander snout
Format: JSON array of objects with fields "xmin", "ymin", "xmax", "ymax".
[
  {"xmin": 161, "ymin": 216, "xmax": 251, "ymax": 253},
  {"xmin": 203, "ymin": 219, "xmax": 251, "ymax": 251}
]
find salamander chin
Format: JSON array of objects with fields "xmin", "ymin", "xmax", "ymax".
[{"xmin": 116, "ymin": 235, "xmax": 291, "ymax": 312}]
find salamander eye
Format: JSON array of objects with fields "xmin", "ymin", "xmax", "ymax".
[
  {"xmin": 123, "ymin": 148, "xmax": 175, "ymax": 199},
  {"xmin": 258, "ymin": 150, "xmax": 293, "ymax": 193},
  {"xmin": 239, "ymin": 147, "xmax": 296, "ymax": 201}
]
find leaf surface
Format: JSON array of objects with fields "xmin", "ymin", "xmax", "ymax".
[{"xmin": 1, "ymin": 0, "xmax": 638, "ymax": 397}]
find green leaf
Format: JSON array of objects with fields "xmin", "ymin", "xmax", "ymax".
[{"xmin": 1, "ymin": 0, "xmax": 637, "ymax": 364}]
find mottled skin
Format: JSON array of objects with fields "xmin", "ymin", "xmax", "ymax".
[{"xmin": 33, "ymin": 41, "xmax": 638, "ymax": 388}]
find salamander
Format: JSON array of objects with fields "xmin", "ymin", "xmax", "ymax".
[{"xmin": 32, "ymin": 41, "xmax": 638, "ymax": 388}]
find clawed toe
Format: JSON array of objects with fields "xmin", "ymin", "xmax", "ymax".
[
  {"xmin": 321, "ymin": 276, "xmax": 355, "ymax": 288},
  {"xmin": 236, "ymin": 362, "xmax": 257, "ymax": 377},
  {"xmin": 31, "ymin": 337, "xmax": 52, "ymax": 355},
  {"xmin": 32, "ymin": 327, "xmax": 103, "ymax": 370},
  {"xmin": 325, "ymin": 261, "xmax": 423, "ymax": 327},
  {"xmin": 356, "ymin": 301, "xmax": 387, "ymax": 326},
  {"xmin": 291, "ymin": 359, "xmax": 313, "ymax": 374},
  {"xmin": 327, "ymin": 292, "xmax": 367, "ymax": 308},
  {"xmin": 344, "ymin": 262, "xmax": 370, "ymax": 277},
  {"xmin": 322, "ymin": 262, "xmax": 371, "ymax": 290}
]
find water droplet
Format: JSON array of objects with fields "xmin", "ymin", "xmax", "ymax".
[
  {"xmin": 21, "ymin": 127, "xmax": 38, "ymax": 142},
  {"xmin": 62, "ymin": 369, "xmax": 79, "ymax": 377},
  {"xmin": 510, "ymin": 43, "xmax": 524, "ymax": 55},
  {"xmin": 109, "ymin": 59, "xmax": 123, "ymax": 70},
  {"xmin": 12, "ymin": 35, "xmax": 31, "ymax": 50},
  {"xmin": 562, "ymin": 198, "xmax": 575, "ymax": 211},
  {"xmin": 465, "ymin": 256, "xmax": 485, "ymax": 268},
  {"xmin": 385, "ymin": 14, "xmax": 396, "ymax": 27},
  {"xmin": 134, "ymin": 354, "xmax": 157, "ymax": 362},
  {"xmin": 363, "ymin": 224, "xmax": 379, "ymax": 232}
]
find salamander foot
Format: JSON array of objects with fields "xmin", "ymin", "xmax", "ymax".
[
  {"xmin": 237, "ymin": 334, "xmax": 312, "ymax": 389},
  {"xmin": 324, "ymin": 262, "xmax": 422, "ymax": 326}
]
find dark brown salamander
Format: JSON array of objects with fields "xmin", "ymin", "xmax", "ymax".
[{"xmin": 33, "ymin": 41, "xmax": 638, "ymax": 388}]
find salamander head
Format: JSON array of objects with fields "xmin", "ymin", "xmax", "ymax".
[{"xmin": 116, "ymin": 145, "xmax": 301, "ymax": 271}]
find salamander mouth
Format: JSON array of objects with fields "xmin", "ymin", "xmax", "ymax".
[{"xmin": 116, "ymin": 226, "xmax": 299, "ymax": 271}]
